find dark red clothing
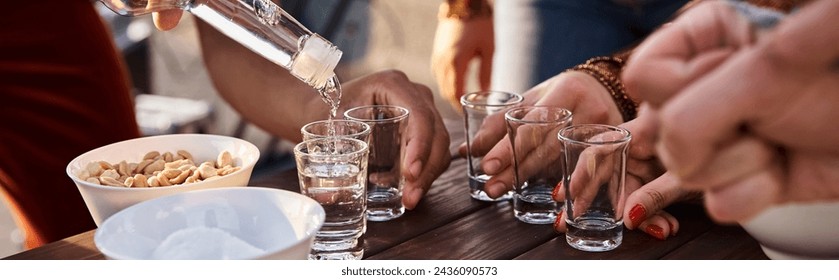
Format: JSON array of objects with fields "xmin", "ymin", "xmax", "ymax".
[{"xmin": 0, "ymin": 1, "xmax": 141, "ymax": 248}]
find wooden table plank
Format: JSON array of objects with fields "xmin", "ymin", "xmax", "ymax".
[
  {"xmin": 4, "ymin": 231, "xmax": 101, "ymax": 260},
  {"xmin": 362, "ymin": 159, "xmax": 493, "ymax": 256},
  {"xmin": 662, "ymin": 224, "xmax": 768, "ymax": 260},
  {"xmin": 368, "ymin": 201, "xmax": 558, "ymax": 260},
  {"xmin": 515, "ymin": 203, "xmax": 716, "ymax": 259}
]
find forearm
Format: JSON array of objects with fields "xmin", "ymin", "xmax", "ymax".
[{"xmin": 196, "ymin": 20, "xmax": 328, "ymax": 142}]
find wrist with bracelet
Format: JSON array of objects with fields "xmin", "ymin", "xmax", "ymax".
[
  {"xmin": 440, "ymin": 0, "xmax": 493, "ymax": 20},
  {"xmin": 568, "ymin": 56, "xmax": 639, "ymax": 122}
]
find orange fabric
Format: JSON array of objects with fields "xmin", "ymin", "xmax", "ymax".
[{"xmin": 0, "ymin": 1, "xmax": 141, "ymax": 249}]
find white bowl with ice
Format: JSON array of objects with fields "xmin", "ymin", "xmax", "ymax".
[
  {"xmin": 94, "ymin": 187, "xmax": 325, "ymax": 260},
  {"xmin": 740, "ymin": 201, "xmax": 839, "ymax": 260}
]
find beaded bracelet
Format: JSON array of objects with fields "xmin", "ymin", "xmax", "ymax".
[{"xmin": 569, "ymin": 56, "xmax": 639, "ymax": 122}]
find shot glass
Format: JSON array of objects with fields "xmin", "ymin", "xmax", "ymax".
[
  {"xmin": 344, "ymin": 105, "xmax": 409, "ymax": 222},
  {"xmin": 461, "ymin": 91, "xmax": 524, "ymax": 201},
  {"xmin": 558, "ymin": 124, "xmax": 631, "ymax": 252},
  {"xmin": 505, "ymin": 106, "xmax": 573, "ymax": 224},
  {"xmin": 301, "ymin": 119, "xmax": 372, "ymax": 142},
  {"xmin": 294, "ymin": 137, "xmax": 369, "ymax": 260}
]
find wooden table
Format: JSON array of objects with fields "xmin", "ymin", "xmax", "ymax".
[{"xmin": 4, "ymin": 155, "xmax": 767, "ymax": 260}]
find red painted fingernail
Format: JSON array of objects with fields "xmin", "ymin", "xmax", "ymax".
[
  {"xmin": 666, "ymin": 219, "xmax": 677, "ymax": 236},
  {"xmin": 553, "ymin": 210, "xmax": 564, "ymax": 233},
  {"xmin": 628, "ymin": 204, "xmax": 647, "ymax": 226},
  {"xmin": 552, "ymin": 181, "xmax": 563, "ymax": 201},
  {"xmin": 645, "ymin": 224, "xmax": 666, "ymax": 240}
]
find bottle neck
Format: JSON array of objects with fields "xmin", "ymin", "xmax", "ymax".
[{"xmin": 290, "ymin": 34, "xmax": 343, "ymax": 90}]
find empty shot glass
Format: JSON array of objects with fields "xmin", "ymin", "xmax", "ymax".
[
  {"xmin": 461, "ymin": 91, "xmax": 524, "ymax": 201},
  {"xmin": 344, "ymin": 105, "xmax": 409, "ymax": 222},
  {"xmin": 505, "ymin": 106, "xmax": 573, "ymax": 224},
  {"xmin": 301, "ymin": 119, "xmax": 372, "ymax": 142},
  {"xmin": 558, "ymin": 124, "xmax": 631, "ymax": 252},
  {"xmin": 294, "ymin": 137, "xmax": 369, "ymax": 260}
]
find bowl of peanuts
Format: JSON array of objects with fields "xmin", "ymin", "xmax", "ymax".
[{"xmin": 66, "ymin": 134, "xmax": 260, "ymax": 225}]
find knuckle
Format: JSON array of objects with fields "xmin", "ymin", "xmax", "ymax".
[
  {"xmin": 642, "ymin": 188, "xmax": 668, "ymax": 212},
  {"xmin": 378, "ymin": 69, "xmax": 409, "ymax": 82}
]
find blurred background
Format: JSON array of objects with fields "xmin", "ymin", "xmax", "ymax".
[{"xmin": 0, "ymin": 0, "xmax": 478, "ymax": 257}]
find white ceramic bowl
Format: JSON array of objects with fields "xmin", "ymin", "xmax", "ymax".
[
  {"xmin": 66, "ymin": 134, "xmax": 259, "ymax": 225},
  {"xmin": 94, "ymin": 187, "xmax": 325, "ymax": 260},
  {"xmin": 741, "ymin": 202, "xmax": 839, "ymax": 259}
]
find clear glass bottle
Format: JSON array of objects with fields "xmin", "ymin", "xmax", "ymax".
[{"xmin": 99, "ymin": 0, "xmax": 342, "ymax": 90}]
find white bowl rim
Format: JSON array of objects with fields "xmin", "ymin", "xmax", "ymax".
[
  {"xmin": 66, "ymin": 134, "xmax": 260, "ymax": 193},
  {"xmin": 740, "ymin": 201, "xmax": 839, "ymax": 259},
  {"xmin": 93, "ymin": 186, "xmax": 326, "ymax": 260}
]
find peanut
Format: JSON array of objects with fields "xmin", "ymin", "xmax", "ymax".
[
  {"xmin": 79, "ymin": 149, "xmax": 239, "ymax": 188},
  {"xmin": 100, "ymin": 169, "xmax": 119, "ymax": 180},
  {"xmin": 156, "ymin": 173, "xmax": 172, "ymax": 187},
  {"xmin": 169, "ymin": 169, "xmax": 191, "ymax": 184},
  {"xmin": 143, "ymin": 151, "xmax": 160, "ymax": 160},
  {"xmin": 143, "ymin": 159, "xmax": 166, "ymax": 174},
  {"xmin": 117, "ymin": 161, "xmax": 130, "ymax": 177},
  {"xmin": 133, "ymin": 174, "xmax": 148, "ymax": 188},
  {"xmin": 100, "ymin": 177, "xmax": 124, "ymax": 187},
  {"xmin": 217, "ymin": 151, "xmax": 233, "ymax": 168},
  {"xmin": 147, "ymin": 176, "xmax": 161, "ymax": 187},
  {"xmin": 98, "ymin": 161, "xmax": 115, "ymax": 171},
  {"xmin": 162, "ymin": 152, "xmax": 174, "ymax": 163},
  {"xmin": 135, "ymin": 159, "xmax": 153, "ymax": 174},
  {"xmin": 161, "ymin": 168, "xmax": 182, "ymax": 179},
  {"xmin": 86, "ymin": 162, "xmax": 103, "ymax": 177},
  {"xmin": 124, "ymin": 177, "xmax": 135, "ymax": 188},
  {"xmin": 197, "ymin": 162, "xmax": 217, "ymax": 179},
  {"xmin": 177, "ymin": 150, "xmax": 194, "ymax": 162}
]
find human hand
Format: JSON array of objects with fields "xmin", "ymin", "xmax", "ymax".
[
  {"xmin": 502, "ymin": 107, "xmax": 573, "ymax": 203},
  {"xmin": 651, "ymin": 0, "xmax": 839, "ymax": 222},
  {"xmin": 623, "ymin": 0, "xmax": 756, "ymax": 106},
  {"xmin": 150, "ymin": 0, "xmax": 285, "ymax": 30},
  {"xmin": 465, "ymin": 71, "xmax": 624, "ymax": 198},
  {"xmin": 553, "ymin": 108, "xmax": 699, "ymax": 240},
  {"xmin": 431, "ymin": 15, "xmax": 494, "ymax": 111},
  {"xmin": 339, "ymin": 70, "xmax": 452, "ymax": 210}
]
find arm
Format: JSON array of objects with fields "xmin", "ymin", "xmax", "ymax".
[
  {"xmin": 196, "ymin": 21, "xmax": 451, "ymax": 210},
  {"xmin": 431, "ymin": 0, "xmax": 494, "ymax": 111},
  {"xmin": 195, "ymin": 21, "xmax": 326, "ymax": 142},
  {"xmin": 649, "ymin": 0, "xmax": 839, "ymax": 222}
]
